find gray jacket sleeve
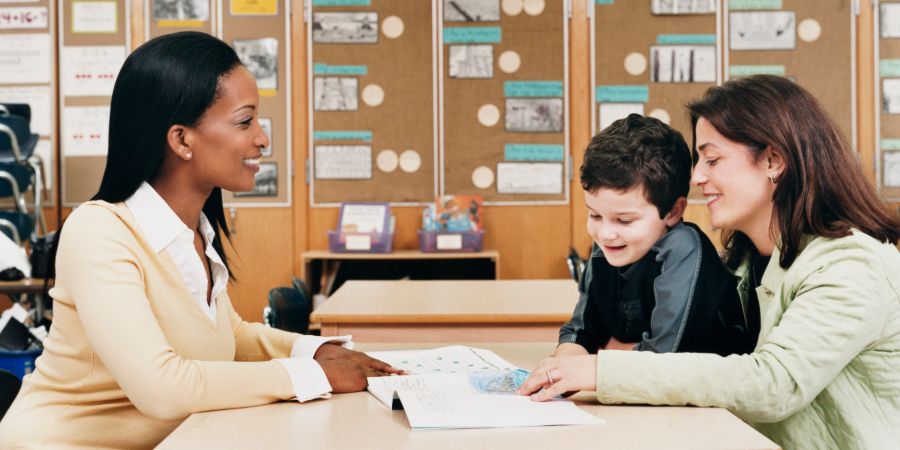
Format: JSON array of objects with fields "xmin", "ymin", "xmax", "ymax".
[{"xmin": 635, "ymin": 225, "xmax": 703, "ymax": 353}]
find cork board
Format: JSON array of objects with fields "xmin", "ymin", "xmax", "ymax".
[
  {"xmin": 877, "ymin": 0, "xmax": 900, "ymax": 199},
  {"xmin": 145, "ymin": 0, "xmax": 215, "ymax": 39},
  {"xmin": 725, "ymin": 0, "xmax": 856, "ymax": 147},
  {"xmin": 220, "ymin": 0, "xmax": 291, "ymax": 206},
  {"xmin": 0, "ymin": 0, "xmax": 56, "ymax": 207},
  {"xmin": 593, "ymin": 0, "xmax": 719, "ymax": 201},
  {"xmin": 440, "ymin": 0, "xmax": 569, "ymax": 204},
  {"xmin": 59, "ymin": 0, "xmax": 130, "ymax": 206},
  {"xmin": 308, "ymin": 0, "xmax": 437, "ymax": 206}
]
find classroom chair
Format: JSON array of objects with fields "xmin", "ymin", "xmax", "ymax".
[
  {"xmin": 0, "ymin": 211, "xmax": 34, "ymax": 244},
  {"xmin": 0, "ymin": 103, "xmax": 31, "ymax": 123},
  {"xmin": 264, "ymin": 277, "xmax": 311, "ymax": 334},
  {"xmin": 0, "ymin": 111, "xmax": 46, "ymax": 237},
  {"xmin": 0, "ymin": 369, "xmax": 21, "ymax": 421},
  {"xmin": 566, "ymin": 247, "xmax": 586, "ymax": 283}
]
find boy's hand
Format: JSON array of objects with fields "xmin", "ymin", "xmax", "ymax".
[
  {"xmin": 603, "ymin": 337, "xmax": 637, "ymax": 351},
  {"xmin": 552, "ymin": 343, "xmax": 590, "ymax": 357},
  {"xmin": 516, "ymin": 355, "xmax": 597, "ymax": 401}
]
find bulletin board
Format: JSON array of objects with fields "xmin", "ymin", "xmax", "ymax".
[
  {"xmin": 724, "ymin": 0, "xmax": 857, "ymax": 148},
  {"xmin": 0, "ymin": 0, "xmax": 56, "ymax": 206},
  {"xmin": 876, "ymin": 0, "xmax": 900, "ymax": 200},
  {"xmin": 441, "ymin": 0, "xmax": 570, "ymax": 205},
  {"xmin": 220, "ymin": 0, "xmax": 291, "ymax": 206},
  {"xmin": 592, "ymin": 0, "xmax": 719, "ymax": 201},
  {"xmin": 145, "ymin": 0, "xmax": 215, "ymax": 39},
  {"xmin": 59, "ymin": 0, "xmax": 130, "ymax": 206},
  {"xmin": 307, "ymin": 0, "xmax": 437, "ymax": 206}
]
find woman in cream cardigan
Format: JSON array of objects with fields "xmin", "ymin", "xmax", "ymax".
[
  {"xmin": 0, "ymin": 32, "xmax": 399, "ymax": 449},
  {"xmin": 520, "ymin": 75, "xmax": 900, "ymax": 450}
]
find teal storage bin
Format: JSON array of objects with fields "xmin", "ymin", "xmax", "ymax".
[{"xmin": 0, "ymin": 349, "xmax": 41, "ymax": 380}]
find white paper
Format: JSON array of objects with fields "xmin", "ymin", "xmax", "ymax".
[
  {"xmin": 882, "ymin": 3, "xmax": 900, "ymax": 38},
  {"xmin": 60, "ymin": 46, "xmax": 126, "ymax": 97},
  {"xmin": 340, "ymin": 204, "xmax": 387, "ymax": 233},
  {"xmin": 436, "ymin": 234, "xmax": 463, "ymax": 250},
  {"xmin": 730, "ymin": 11, "xmax": 795, "ymax": 51},
  {"xmin": 0, "ymin": 33, "xmax": 51, "ymax": 84},
  {"xmin": 62, "ymin": 106, "xmax": 109, "ymax": 156},
  {"xmin": 0, "ymin": 86, "xmax": 52, "ymax": 136},
  {"xmin": 345, "ymin": 235, "xmax": 371, "ymax": 250},
  {"xmin": 884, "ymin": 152, "xmax": 900, "ymax": 187},
  {"xmin": 72, "ymin": 1, "xmax": 117, "ymax": 33},
  {"xmin": 496, "ymin": 162, "xmax": 563, "ymax": 194},
  {"xmin": 599, "ymin": 102, "xmax": 644, "ymax": 131},
  {"xmin": 366, "ymin": 345, "xmax": 517, "ymax": 375},
  {"xmin": 399, "ymin": 391, "xmax": 603, "ymax": 429},
  {"xmin": 883, "ymin": 79, "xmax": 900, "ymax": 115},
  {"xmin": 314, "ymin": 145, "xmax": 371, "ymax": 179},
  {"xmin": 0, "ymin": 6, "xmax": 48, "ymax": 29}
]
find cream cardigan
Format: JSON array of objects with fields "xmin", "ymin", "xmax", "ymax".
[{"xmin": 0, "ymin": 201, "xmax": 300, "ymax": 449}]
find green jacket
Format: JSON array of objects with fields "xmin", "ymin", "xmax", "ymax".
[{"xmin": 595, "ymin": 230, "xmax": 900, "ymax": 450}]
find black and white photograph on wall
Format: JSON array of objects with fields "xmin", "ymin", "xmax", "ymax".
[
  {"xmin": 884, "ymin": 79, "xmax": 900, "ymax": 114},
  {"xmin": 884, "ymin": 151, "xmax": 900, "ymax": 187},
  {"xmin": 259, "ymin": 117, "xmax": 273, "ymax": 157},
  {"xmin": 651, "ymin": 0, "xmax": 715, "ymax": 15},
  {"xmin": 444, "ymin": 0, "xmax": 500, "ymax": 22},
  {"xmin": 448, "ymin": 45, "xmax": 493, "ymax": 78},
  {"xmin": 314, "ymin": 77, "xmax": 358, "ymax": 111},
  {"xmin": 234, "ymin": 38, "xmax": 278, "ymax": 90},
  {"xmin": 882, "ymin": 3, "xmax": 900, "ymax": 38},
  {"xmin": 153, "ymin": 0, "xmax": 209, "ymax": 21},
  {"xmin": 729, "ymin": 11, "xmax": 796, "ymax": 51},
  {"xmin": 650, "ymin": 45, "xmax": 716, "ymax": 83},
  {"xmin": 234, "ymin": 163, "xmax": 277, "ymax": 197},
  {"xmin": 505, "ymin": 98, "xmax": 563, "ymax": 133},
  {"xmin": 312, "ymin": 12, "xmax": 378, "ymax": 44},
  {"xmin": 314, "ymin": 145, "xmax": 373, "ymax": 179}
]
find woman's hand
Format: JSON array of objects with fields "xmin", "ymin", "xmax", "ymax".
[
  {"xmin": 317, "ymin": 359, "xmax": 373, "ymax": 393},
  {"xmin": 314, "ymin": 343, "xmax": 405, "ymax": 375},
  {"xmin": 516, "ymin": 355, "xmax": 598, "ymax": 401}
]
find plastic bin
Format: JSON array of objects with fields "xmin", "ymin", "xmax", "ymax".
[
  {"xmin": 0, "ymin": 348, "xmax": 41, "ymax": 380},
  {"xmin": 327, "ymin": 230, "xmax": 393, "ymax": 253},
  {"xmin": 418, "ymin": 229, "xmax": 484, "ymax": 252}
]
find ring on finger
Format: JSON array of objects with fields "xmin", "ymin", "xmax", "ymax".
[{"xmin": 545, "ymin": 369, "xmax": 555, "ymax": 386}]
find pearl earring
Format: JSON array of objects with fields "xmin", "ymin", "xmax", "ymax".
[{"xmin": 185, "ymin": 151, "xmax": 192, "ymax": 160}]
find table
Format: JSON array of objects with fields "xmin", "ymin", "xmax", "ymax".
[
  {"xmin": 301, "ymin": 250, "xmax": 500, "ymax": 297},
  {"xmin": 159, "ymin": 342, "xmax": 780, "ymax": 450},
  {"xmin": 311, "ymin": 279, "xmax": 579, "ymax": 342}
]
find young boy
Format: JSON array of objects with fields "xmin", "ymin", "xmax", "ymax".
[{"xmin": 557, "ymin": 114, "xmax": 756, "ymax": 357}]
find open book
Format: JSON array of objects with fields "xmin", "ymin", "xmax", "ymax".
[{"xmin": 365, "ymin": 346, "xmax": 603, "ymax": 430}]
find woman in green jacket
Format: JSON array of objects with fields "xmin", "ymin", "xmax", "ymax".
[{"xmin": 519, "ymin": 75, "xmax": 900, "ymax": 450}]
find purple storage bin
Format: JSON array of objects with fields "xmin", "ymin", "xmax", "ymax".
[
  {"xmin": 0, "ymin": 348, "xmax": 41, "ymax": 380},
  {"xmin": 327, "ymin": 230, "xmax": 393, "ymax": 253},
  {"xmin": 418, "ymin": 229, "xmax": 484, "ymax": 252}
]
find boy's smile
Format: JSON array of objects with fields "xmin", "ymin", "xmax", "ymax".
[{"xmin": 585, "ymin": 186, "xmax": 684, "ymax": 267}]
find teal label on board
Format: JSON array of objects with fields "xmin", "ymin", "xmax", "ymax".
[
  {"xmin": 729, "ymin": 65, "xmax": 785, "ymax": 76},
  {"xmin": 596, "ymin": 0, "xmax": 614, "ymax": 4},
  {"xmin": 504, "ymin": 81, "xmax": 564, "ymax": 98},
  {"xmin": 656, "ymin": 34, "xmax": 716, "ymax": 45},
  {"xmin": 313, "ymin": 131, "xmax": 372, "ymax": 141},
  {"xmin": 313, "ymin": 64, "xmax": 368, "ymax": 75},
  {"xmin": 883, "ymin": 139, "xmax": 900, "ymax": 151},
  {"xmin": 504, "ymin": 144, "xmax": 565, "ymax": 161},
  {"xmin": 729, "ymin": 0, "xmax": 782, "ymax": 10},
  {"xmin": 443, "ymin": 27, "xmax": 502, "ymax": 44},
  {"xmin": 881, "ymin": 59, "xmax": 900, "ymax": 77},
  {"xmin": 596, "ymin": 85, "xmax": 649, "ymax": 103},
  {"xmin": 312, "ymin": 0, "xmax": 371, "ymax": 6}
]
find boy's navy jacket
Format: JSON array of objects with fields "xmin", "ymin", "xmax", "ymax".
[{"xmin": 559, "ymin": 222, "xmax": 757, "ymax": 356}]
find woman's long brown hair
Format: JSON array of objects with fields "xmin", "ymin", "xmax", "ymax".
[{"xmin": 688, "ymin": 75, "xmax": 900, "ymax": 269}]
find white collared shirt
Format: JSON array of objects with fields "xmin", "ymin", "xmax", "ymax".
[{"xmin": 124, "ymin": 182, "xmax": 352, "ymax": 402}]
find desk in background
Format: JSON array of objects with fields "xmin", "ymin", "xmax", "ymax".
[
  {"xmin": 311, "ymin": 280, "xmax": 578, "ymax": 343},
  {"xmin": 301, "ymin": 250, "xmax": 500, "ymax": 298},
  {"xmin": 159, "ymin": 342, "xmax": 780, "ymax": 450}
]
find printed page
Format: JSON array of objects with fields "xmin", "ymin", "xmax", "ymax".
[
  {"xmin": 397, "ymin": 391, "xmax": 604, "ymax": 429},
  {"xmin": 368, "ymin": 369, "xmax": 528, "ymax": 409},
  {"xmin": 366, "ymin": 345, "xmax": 517, "ymax": 375}
]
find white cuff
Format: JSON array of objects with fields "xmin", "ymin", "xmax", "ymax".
[
  {"xmin": 275, "ymin": 357, "xmax": 333, "ymax": 403},
  {"xmin": 290, "ymin": 334, "xmax": 354, "ymax": 358}
]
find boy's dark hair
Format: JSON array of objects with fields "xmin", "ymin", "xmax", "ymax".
[{"xmin": 580, "ymin": 114, "xmax": 692, "ymax": 218}]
